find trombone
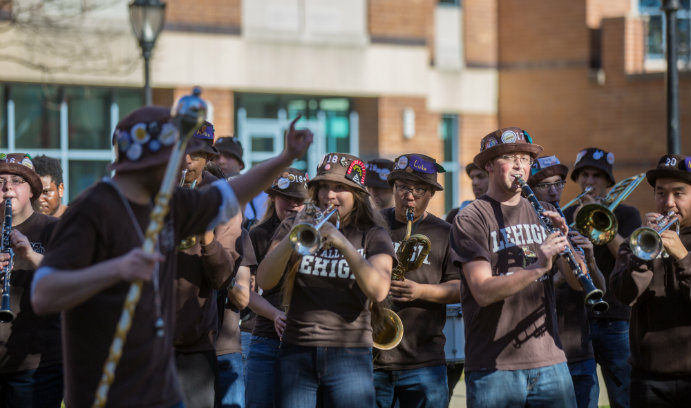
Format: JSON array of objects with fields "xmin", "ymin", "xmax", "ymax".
[
  {"xmin": 571, "ymin": 173, "xmax": 646, "ymax": 245},
  {"xmin": 629, "ymin": 211, "xmax": 679, "ymax": 261},
  {"xmin": 560, "ymin": 186, "xmax": 592, "ymax": 211}
]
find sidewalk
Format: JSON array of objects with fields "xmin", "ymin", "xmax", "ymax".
[{"xmin": 448, "ymin": 366, "xmax": 610, "ymax": 407}]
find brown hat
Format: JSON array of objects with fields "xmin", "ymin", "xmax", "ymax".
[
  {"xmin": 364, "ymin": 158, "xmax": 394, "ymax": 189},
  {"xmin": 189, "ymin": 121, "xmax": 218, "ymax": 157},
  {"xmin": 646, "ymin": 154, "xmax": 691, "ymax": 187},
  {"xmin": 265, "ymin": 167, "xmax": 309, "ymax": 200},
  {"xmin": 473, "ymin": 127, "xmax": 543, "ymax": 169},
  {"xmin": 308, "ymin": 153, "xmax": 368, "ymax": 193},
  {"xmin": 464, "ymin": 162, "xmax": 486, "ymax": 177},
  {"xmin": 214, "ymin": 137, "xmax": 245, "ymax": 170},
  {"xmin": 570, "ymin": 147, "xmax": 616, "ymax": 187},
  {"xmin": 0, "ymin": 153, "xmax": 42, "ymax": 200},
  {"xmin": 387, "ymin": 153, "xmax": 445, "ymax": 191},
  {"xmin": 528, "ymin": 155, "xmax": 569, "ymax": 187},
  {"xmin": 109, "ymin": 106, "xmax": 180, "ymax": 173}
]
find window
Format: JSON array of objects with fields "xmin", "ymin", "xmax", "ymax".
[
  {"xmin": 439, "ymin": 114, "xmax": 458, "ymax": 214},
  {"xmin": 1, "ymin": 83, "xmax": 142, "ymax": 201},
  {"xmin": 640, "ymin": 0, "xmax": 691, "ymax": 64}
]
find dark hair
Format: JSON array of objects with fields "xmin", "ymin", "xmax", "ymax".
[
  {"xmin": 309, "ymin": 182, "xmax": 386, "ymax": 230},
  {"xmin": 203, "ymin": 161, "xmax": 226, "ymax": 179},
  {"xmin": 32, "ymin": 155, "xmax": 63, "ymax": 186}
]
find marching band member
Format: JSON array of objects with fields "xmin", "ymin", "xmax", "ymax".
[
  {"xmin": 245, "ymin": 167, "xmax": 308, "ymax": 408},
  {"xmin": 529, "ymin": 155, "xmax": 606, "ymax": 408},
  {"xmin": 32, "ymin": 155, "xmax": 69, "ymax": 218},
  {"xmin": 365, "ymin": 158, "xmax": 395, "ymax": 210},
  {"xmin": 173, "ymin": 122, "xmax": 246, "ymax": 408},
  {"xmin": 30, "ymin": 106, "xmax": 312, "ymax": 408},
  {"xmin": 445, "ymin": 162, "xmax": 489, "ymax": 223},
  {"xmin": 563, "ymin": 147, "xmax": 641, "ymax": 408},
  {"xmin": 0, "ymin": 153, "xmax": 62, "ymax": 407},
  {"xmin": 257, "ymin": 153, "xmax": 395, "ymax": 408},
  {"xmin": 611, "ymin": 154, "xmax": 691, "ymax": 408},
  {"xmin": 373, "ymin": 153, "xmax": 461, "ymax": 408},
  {"xmin": 450, "ymin": 128, "xmax": 580, "ymax": 407}
]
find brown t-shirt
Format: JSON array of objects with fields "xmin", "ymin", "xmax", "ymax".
[
  {"xmin": 216, "ymin": 229, "xmax": 257, "ymax": 355},
  {"xmin": 450, "ymin": 196, "xmax": 566, "ymax": 371},
  {"xmin": 174, "ymin": 172, "xmax": 234, "ymax": 353},
  {"xmin": 611, "ymin": 226, "xmax": 691, "ymax": 376},
  {"xmin": 40, "ymin": 180, "xmax": 226, "ymax": 408},
  {"xmin": 250, "ymin": 214, "xmax": 284, "ymax": 339},
  {"xmin": 374, "ymin": 209, "xmax": 461, "ymax": 370},
  {"xmin": 0, "ymin": 212, "xmax": 60, "ymax": 373},
  {"xmin": 274, "ymin": 219, "xmax": 396, "ymax": 347}
]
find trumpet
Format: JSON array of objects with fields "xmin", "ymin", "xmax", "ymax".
[
  {"xmin": 0, "ymin": 198, "xmax": 14, "ymax": 323},
  {"xmin": 571, "ymin": 173, "xmax": 646, "ymax": 245},
  {"xmin": 288, "ymin": 203, "xmax": 340, "ymax": 256},
  {"xmin": 516, "ymin": 176, "xmax": 608, "ymax": 314},
  {"xmin": 177, "ymin": 169, "xmax": 198, "ymax": 250},
  {"xmin": 629, "ymin": 211, "xmax": 680, "ymax": 261}
]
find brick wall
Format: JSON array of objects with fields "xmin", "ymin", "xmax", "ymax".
[
  {"xmin": 172, "ymin": 87, "xmax": 235, "ymax": 139},
  {"xmin": 369, "ymin": 0, "xmax": 435, "ymax": 43},
  {"xmin": 352, "ymin": 97, "xmax": 380, "ymax": 160},
  {"xmin": 457, "ymin": 114, "xmax": 498, "ymax": 202},
  {"xmin": 464, "ymin": 0, "xmax": 498, "ymax": 67},
  {"xmin": 165, "ymin": 0, "xmax": 241, "ymax": 30}
]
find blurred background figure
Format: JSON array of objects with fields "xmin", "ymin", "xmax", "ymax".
[
  {"xmin": 32, "ymin": 155, "xmax": 68, "ymax": 218},
  {"xmin": 445, "ymin": 163, "xmax": 488, "ymax": 223},
  {"xmin": 365, "ymin": 158, "xmax": 395, "ymax": 210}
]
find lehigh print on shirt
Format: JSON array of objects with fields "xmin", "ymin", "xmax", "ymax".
[
  {"xmin": 298, "ymin": 247, "xmax": 365, "ymax": 279},
  {"xmin": 491, "ymin": 222, "xmax": 548, "ymax": 270},
  {"xmin": 392, "ymin": 241, "xmax": 431, "ymax": 266}
]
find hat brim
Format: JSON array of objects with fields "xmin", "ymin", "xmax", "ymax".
[
  {"xmin": 528, "ymin": 164, "xmax": 569, "ymax": 186},
  {"xmin": 264, "ymin": 186, "xmax": 310, "ymax": 199},
  {"xmin": 0, "ymin": 163, "xmax": 43, "ymax": 200},
  {"xmin": 646, "ymin": 168, "xmax": 691, "ymax": 187},
  {"xmin": 307, "ymin": 173, "xmax": 369, "ymax": 194},
  {"xmin": 473, "ymin": 144, "xmax": 544, "ymax": 169},
  {"xmin": 387, "ymin": 171, "xmax": 444, "ymax": 191}
]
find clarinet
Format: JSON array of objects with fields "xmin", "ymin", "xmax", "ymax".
[
  {"xmin": 0, "ymin": 198, "xmax": 15, "ymax": 323},
  {"xmin": 514, "ymin": 176, "xmax": 608, "ymax": 314}
]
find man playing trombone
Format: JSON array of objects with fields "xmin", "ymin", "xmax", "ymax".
[
  {"xmin": 563, "ymin": 147, "xmax": 641, "ymax": 408},
  {"xmin": 373, "ymin": 153, "xmax": 461, "ymax": 408},
  {"xmin": 610, "ymin": 154, "xmax": 691, "ymax": 408},
  {"xmin": 450, "ymin": 127, "xmax": 582, "ymax": 407}
]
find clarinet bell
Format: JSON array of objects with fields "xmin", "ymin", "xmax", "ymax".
[{"xmin": 0, "ymin": 293, "xmax": 15, "ymax": 323}]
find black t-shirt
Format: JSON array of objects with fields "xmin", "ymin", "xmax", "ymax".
[
  {"xmin": 0, "ymin": 211, "xmax": 59, "ymax": 373},
  {"xmin": 250, "ymin": 214, "xmax": 284, "ymax": 339},
  {"xmin": 564, "ymin": 203, "xmax": 641, "ymax": 320},
  {"xmin": 373, "ymin": 208, "xmax": 461, "ymax": 370}
]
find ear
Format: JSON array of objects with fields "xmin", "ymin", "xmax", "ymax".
[
  {"xmin": 484, "ymin": 161, "xmax": 493, "ymax": 173},
  {"xmin": 57, "ymin": 183, "xmax": 64, "ymax": 198}
]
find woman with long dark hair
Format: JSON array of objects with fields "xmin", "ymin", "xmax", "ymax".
[{"xmin": 257, "ymin": 153, "xmax": 395, "ymax": 408}]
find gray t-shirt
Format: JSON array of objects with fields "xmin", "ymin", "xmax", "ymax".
[{"xmin": 450, "ymin": 195, "xmax": 566, "ymax": 371}]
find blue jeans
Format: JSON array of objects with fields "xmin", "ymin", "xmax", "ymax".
[
  {"xmin": 0, "ymin": 363, "xmax": 63, "ymax": 408},
  {"xmin": 373, "ymin": 365, "xmax": 448, "ymax": 408},
  {"xmin": 568, "ymin": 359, "xmax": 599, "ymax": 408},
  {"xmin": 590, "ymin": 319, "xmax": 631, "ymax": 408},
  {"xmin": 245, "ymin": 336, "xmax": 281, "ymax": 408},
  {"xmin": 216, "ymin": 353, "xmax": 245, "ymax": 408},
  {"xmin": 276, "ymin": 343, "xmax": 375, "ymax": 408},
  {"xmin": 465, "ymin": 362, "xmax": 577, "ymax": 408}
]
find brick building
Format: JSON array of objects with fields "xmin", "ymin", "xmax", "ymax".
[{"xmin": 0, "ymin": 0, "xmax": 686, "ymax": 216}]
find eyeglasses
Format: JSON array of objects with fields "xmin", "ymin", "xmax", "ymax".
[
  {"xmin": 534, "ymin": 181, "xmax": 566, "ymax": 191},
  {"xmin": 498, "ymin": 154, "xmax": 533, "ymax": 166},
  {"xmin": 0, "ymin": 177, "xmax": 27, "ymax": 188},
  {"xmin": 395, "ymin": 184, "xmax": 428, "ymax": 198}
]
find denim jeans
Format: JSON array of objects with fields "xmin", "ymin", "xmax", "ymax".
[
  {"xmin": 245, "ymin": 336, "xmax": 281, "ymax": 408},
  {"xmin": 217, "ymin": 352, "xmax": 245, "ymax": 408},
  {"xmin": 568, "ymin": 359, "xmax": 599, "ymax": 408},
  {"xmin": 465, "ymin": 362, "xmax": 577, "ymax": 408},
  {"xmin": 276, "ymin": 343, "xmax": 375, "ymax": 408},
  {"xmin": 590, "ymin": 319, "xmax": 631, "ymax": 408},
  {"xmin": 373, "ymin": 364, "xmax": 448, "ymax": 408},
  {"xmin": 241, "ymin": 331, "xmax": 252, "ymax": 370},
  {"xmin": 0, "ymin": 363, "xmax": 63, "ymax": 408}
]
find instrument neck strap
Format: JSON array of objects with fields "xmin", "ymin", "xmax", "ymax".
[{"xmin": 102, "ymin": 177, "xmax": 164, "ymax": 336}]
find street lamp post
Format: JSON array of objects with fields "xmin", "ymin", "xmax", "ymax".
[
  {"xmin": 129, "ymin": 0, "xmax": 166, "ymax": 106},
  {"xmin": 662, "ymin": 0, "xmax": 681, "ymax": 154}
]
